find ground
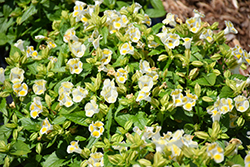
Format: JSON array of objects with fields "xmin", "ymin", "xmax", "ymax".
[{"xmin": 162, "ymin": 0, "xmax": 250, "ymax": 52}]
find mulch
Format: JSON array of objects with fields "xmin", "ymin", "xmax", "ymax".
[{"xmin": 162, "ymin": 0, "xmax": 250, "ymax": 51}]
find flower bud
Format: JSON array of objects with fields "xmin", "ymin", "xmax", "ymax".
[
  {"xmin": 191, "ymin": 61, "xmax": 203, "ymax": 67},
  {"xmin": 224, "ymin": 143, "xmax": 236, "ymax": 156},
  {"xmin": 30, "ymin": 132, "xmax": 38, "ymax": 141},
  {"xmin": 210, "ymin": 22, "xmax": 219, "ymax": 30},
  {"xmin": 211, "ymin": 121, "xmax": 220, "ymax": 139},
  {"xmin": 100, "ymin": 15, "xmax": 107, "ymax": 26},
  {"xmin": 0, "ymin": 91, "xmax": 10, "ymax": 98},
  {"xmin": 189, "ymin": 68, "xmax": 199, "ymax": 80},
  {"xmin": 63, "ymin": 121, "xmax": 71, "ymax": 129},
  {"xmin": 138, "ymin": 159, "xmax": 152, "ymax": 166},
  {"xmin": 236, "ymin": 116, "xmax": 245, "ymax": 127},
  {"xmin": 194, "ymin": 83, "xmax": 201, "ymax": 97},
  {"xmin": 210, "ymin": 53, "xmax": 221, "ymax": 60},
  {"xmin": 194, "ymin": 131, "xmax": 209, "ymax": 140},
  {"xmin": 147, "ymin": 35, "xmax": 154, "ymax": 41},
  {"xmin": 202, "ymin": 96, "xmax": 214, "ymax": 102},
  {"xmin": 157, "ymin": 54, "xmax": 168, "ymax": 61},
  {"xmin": 36, "ymin": 143, "xmax": 42, "ymax": 154},
  {"xmin": 84, "ymin": 25, "xmax": 95, "ymax": 32}
]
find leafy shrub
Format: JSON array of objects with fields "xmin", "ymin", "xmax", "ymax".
[{"xmin": 0, "ymin": 0, "xmax": 250, "ymax": 167}]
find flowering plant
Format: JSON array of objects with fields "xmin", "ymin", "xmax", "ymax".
[{"xmin": 1, "ymin": 0, "xmax": 250, "ymax": 166}]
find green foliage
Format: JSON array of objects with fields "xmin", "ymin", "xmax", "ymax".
[{"xmin": 0, "ymin": 0, "xmax": 250, "ymax": 166}]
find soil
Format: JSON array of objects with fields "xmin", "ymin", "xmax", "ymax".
[{"xmin": 162, "ymin": 0, "xmax": 250, "ymax": 51}]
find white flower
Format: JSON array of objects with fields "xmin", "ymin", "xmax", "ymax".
[
  {"xmin": 48, "ymin": 56, "xmax": 58, "ymax": 63},
  {"xmin": 234, "ymin": 95, "xmax": 249, "ymax": 112},
  {"xmin": 67, "ymin": 141, "xmax": 82, "ymax": 154},
  {"xmin": 58, "ymin": 81, "xmax": 73, "ymax": 95},
  {"xmin": 138, "ymin": 75, "xmax": 153, "ymax": 92},
  {"xmin": 89, "ymin": 121, "xmax": 104, "ymax": 138},
  {"xmin": 101, "ymin": 79, "xmax": 118, "ymax": 103},
  {"xmin": 26, "ymin": 46, "xmax": 38, "ymax": 59},
  {"xmin": 67, "ymin": 58, "xmax": 83, "ymax": 74},
  {"xmin": 182, "ymin": 37, "xmax": 192, "ymax": 49},
  {"xmin": 207, "ymin": 143, "xmax": 224, "ymax": 163},
  {"xmin": 85, "ymin": 99, "xmax": 99, "ymax": 117},
  {"xmin": 162, "ymin": 13, "xmax": 176, "ymax": 27},
  {"xmin": 136, "ymin": 90, "xmax": 151, "ymax": 102},
  {"xmin": 133, "ymin": 2, "xmax": 142, "ymax": 13},
  {"xmin": 58, "ymin": 93, "xmax": 73, "ymax": 107},
  {"xmin": 94, "ymin": 0, "xmax": 103, "ymax": 6},
  {"xmin": 30, "ymin": 97, "xmax": 43, "ymax": 119},
  {"xmin": 93, "ymin": 35, "xmax": 103, "ymax": 49},
  {"xmin": 199, "ymin": 29, "xmax": 213, "ymax": 43},
  {"xmin": 14, "ymin": 39, "xmax": 25, "ymax": 51},
  {"xmin": 46, "ymin": 41, "xmax": 57, "ymax": 49},
  {"xmin": 126, "ymin": 26, "xmax": 141, "ymax": 43},
  {"xmin": 115, "ymin": 68, "xmax": 128, "ymax": 84},
  {"xmin": 120, "ymin": 42, "xmax": 134, "ymax": 55},
  {"xmin": 186, "ymin": 17, "xmax": 201, "ymax": 33},
  {"xmin": 40, "ymin": 117, "xmax": 53, "ymax": 135},
  {"xmin": 193, "ymin": 9, "xmax": 205, "ymax": 18},
  {"xmin": 63, "ymin": 28, "xmax": 78, "ymax": 43},
  {"xmin": 33, "ymin": 79, "xmax": 47, "ymax": 95},
  {"xmin": 142, "ymin": 14, "xmax": 151, "ymax": 26},
  {"xmin": 0, "ymin": 67, "xmax": 5, "ymax": 83},
  {"xmin": 224, "ymin": 20, "xmax": 238, "ymax": 35},
  {"xmin": 101, "ymin": 86, "xmax": 118, "ymax": 103},
  {"xmin": 13, "ymin": 82, "xmax": 28, "ymax": 97},
  {"xmin": 139, "ymin": 60, "xmax": 151, "ymax": 74},
  {"xmin": 70, "ymin": 41, "xmax": 86, "ymax": 58},
  {"xmin": 171, "ymin": 89, "xmax": 184, "ymax": 107},
  {"xmin": 73, "ymin": 1, "xmax": 87, "ymax": 22},
  {"xmin": 72, "ymin": 86, "xmax": 88, "ymax": 103},
  {"xmin": 87, "ymin": 152, "xmax": 104, "ymax": 167},
  {"xmin": 35, "ymin": 35, "xmax": 46, "ymax": 40},
  {"xmin": 100, "ymin": 49, "xmax": 112, "ymax": 65}
]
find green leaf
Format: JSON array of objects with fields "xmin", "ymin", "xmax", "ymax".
[
  {"xmin": 101, "ymin": 26, "xmax": 108, "ymax": 45},
  {"xmin": 115, "ymin": 114, "xmax": 134, "ymax": 127},
  {"xmin": 86, "ymin": 136, "xmax": 99, "ymax": 149},
  {"xmin": 0, "ymin": 98, "xmax": 7, "ymax": 117},
  {"xmin": 151, "ymin": 23, "xmax": 164, "ymax": 34},
  {"xmin": 228, "ymin": 154, "xmax": 244, "ymax": 166},
  {"xmin": 0, "ymin": 125, "xmax": 12, "ymax": 141},
  {"xmin": 104, "ymin": 152, "xmax": 114, "ymax": 167},
  {"xmin": 19, "ymin": 117, "xmax": 40, "ymax": 132},
  {"xmin": 53, "ymin": 115, "xmax": 66, "ymax": 125},
  {"xmin": 132, "ymin": 112, "xmax": 148, "ymax": 129},
  {"xmin": 230, "ymin": 74, "xmax": 247, "ymax": 81},
  {"xmin": 63, "ymin": 111, "xmax": 88, "ymax": 126},
  {"xmin": 150, "ymin": 0, "xmax": 165, "ymax": 10},
  {"xmin": 51, "ymin": 67, "xmax": 66, "ymax": 73},
  {"xmin": 54, "ymin": 76, "xmax": 72, "ymax": 93},
  {"xmin": 75, "ymin": 136, "xmax": 86, "ymax": 141},
  {"xmin": 10, "ymin": 140, "xmax": 31, "ymax": 156},
  {"xmin": 55, "ymin": 43, "xmax": 68, "ymax": 68},
  {"xmin": 59, "ymin": 104, "xmax": 78, "ymax": 115},
  {"xmin": 145, "ymin": 9, "xmax": 166, "ymax": 18},
  {"xmin": 116, "ymin": 1, "xmax": 129, "ymax": 9},
  {"xmin": 105, "ymin": 104, "xmax": 113, "ymax": 140},
  {"xmin": 219, "ymin": 86, "xmax": 234, "ymax": 98},
  {"xmin": 43, "ymin": 152, "xmax": 65, "ymax": 167},
  {"xmin": 191, "ymin": 77, "xmax": 210, "ymax": 86},
  {"xmin": 202, "ymin": 73, "xmax": 217, "ymax": 86},
  {"xmin": 103, "ymin": 0, "xmax": 116, "ymax": 7},
  {"xmin": 148, "ymin": 49, "xmax": 164, "ymax": 56},
  {"xmin": 26, "ymin": 61, "xmax": 39, "ymax": 75},
  {"xmin": 19, "ymin": 4, "xmax": 38, "ymax": 25}
]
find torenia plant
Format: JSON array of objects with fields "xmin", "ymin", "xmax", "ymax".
[{"xmin": 1, "ymin": 0, "xmax": 250, "ymax": 166}]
